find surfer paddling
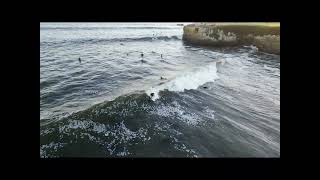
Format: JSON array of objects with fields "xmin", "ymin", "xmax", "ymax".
[{"xmin": 140, "ymin": 52, "xmax": 146, "ymax": 63}]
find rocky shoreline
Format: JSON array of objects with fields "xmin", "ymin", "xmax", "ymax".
[{"xmin": 183, "ymin": 23, "xmax": 280, "ymax": 55}]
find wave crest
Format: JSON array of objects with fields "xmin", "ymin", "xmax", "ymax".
[
  {"xmin": 40, "ymin": 36, "xmax": 181, "ymax": 47},
  {"xmin": 146, "ymin": 62, "xmax": 220, "ymax": 101}
]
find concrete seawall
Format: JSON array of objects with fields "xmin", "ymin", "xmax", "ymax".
[{"xmin": 183, "ymin": 23, "xmax": 280, "ymax": 55}]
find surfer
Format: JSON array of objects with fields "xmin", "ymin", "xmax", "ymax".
[
  {"xmin": 160, "ymin": 54, "xmax": 166, "ymax": 62},
  {"xmin": 140, "ymin": 53, "xmax": 145, "ymax": 63},
  {"xmin": 150, "ymin": 93, "xmax": 154, "ymax": 97},
  {"xmin": 78, "ymin": 57, "xmax": 81, "ymax": 63},
  {"xmin": 160, "ymin": 76, "xmax": 167, "ymax": 80}
]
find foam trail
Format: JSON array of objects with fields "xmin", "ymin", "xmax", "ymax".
[
  {"xmin": 146, "ymin": 62, "xmax": 219, "ymax": 101},
  {"xmin": 243, "ymin": 45, "xmax": 259, "ymax": 53}
]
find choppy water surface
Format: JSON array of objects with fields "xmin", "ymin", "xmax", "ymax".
[{"xmin": 40, "ymin": 23, "xmax": 280, "ymax": 157}]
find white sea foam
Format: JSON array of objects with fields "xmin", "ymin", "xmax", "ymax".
[
  {"xmin": 151, "ymin": 101, "xmax": 202, "ymax": 126},
  {"xmin": 244, "ymin": 45, "xmax": 258, "ymax": 51},
  {"xmin": 40, "ymin": 142, "xmax": 66, "ymax": 158},
  {"xmin": 146, "ymin": 62, "xmax": 219, "ymax": 100}
]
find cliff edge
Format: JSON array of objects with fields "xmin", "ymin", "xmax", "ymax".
[{"xmin": 183, "ymin": 23, "xmax": 280, "ymax": 55}]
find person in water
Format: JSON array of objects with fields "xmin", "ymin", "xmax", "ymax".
[
  {"xmin": 78, "ymin": 57, "xmax": 81, "ymax": 63},
  {"xmin": 140, "ymin": 53, "xmax": 145, "ymax": 63}
]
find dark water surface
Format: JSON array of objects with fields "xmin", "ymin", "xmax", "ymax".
[{"xmin": 40, "ymin": 23, "xmax": 280, "ymax": 157}]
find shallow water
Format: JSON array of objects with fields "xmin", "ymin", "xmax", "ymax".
[{"xmin": 40, "ymin": 23, "xmax": 280, "ymax": 157}]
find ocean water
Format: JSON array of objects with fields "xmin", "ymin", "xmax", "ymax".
[{"xmin": 40, "ymin": 23, "xmax": 280, "ymax": 157}]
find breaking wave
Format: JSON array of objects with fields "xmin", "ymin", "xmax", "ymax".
[{"xmin": 146, "ymin": 62, "xmax": 220, "ymax": 101}]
